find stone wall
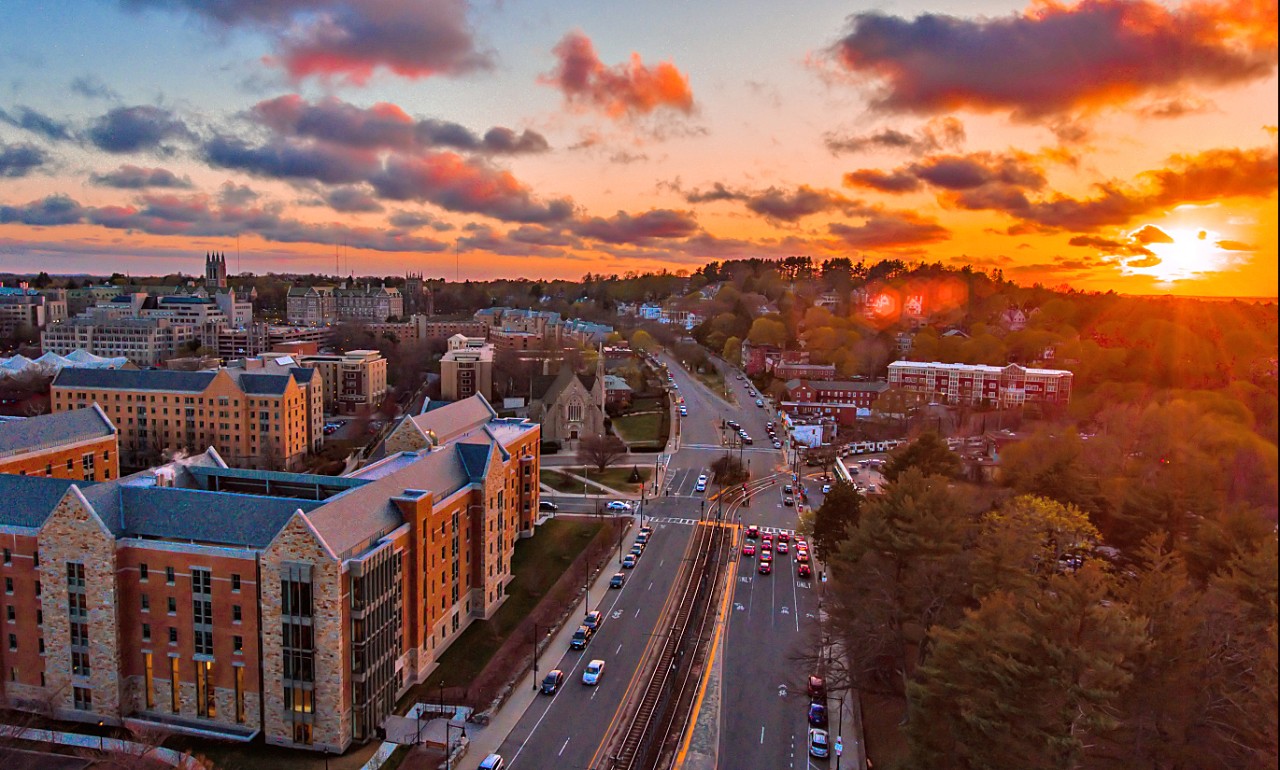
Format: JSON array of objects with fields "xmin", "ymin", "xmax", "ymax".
[
  {"xmin": 260, "ymin": 513, "xmax": 348, "ymax": 753},
  {"xmin": 36, "ymin": 487, "xmax": 123, "ymax": 722}
]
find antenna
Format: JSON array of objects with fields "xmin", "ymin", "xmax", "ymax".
[{"xmin": 455, "ymin": 239, "xmax": 460, "ymax": 282}]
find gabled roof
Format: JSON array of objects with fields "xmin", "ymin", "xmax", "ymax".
[
  {"xmin": 0, "ymin": 405, "xmax": 116, "ymax": 459},
  {"xmin": 408, "ymin": 394, "xmax": 497, "ymax": 443},
  {"xmin": 53, "ymin": 367, "xmax": 218, "ymax": 393},
  {"xmin": 0, "ymin": 476, "xmax": 85, "ymax": 529}
]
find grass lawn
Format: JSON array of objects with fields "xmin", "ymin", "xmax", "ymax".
[
  {"xmin": 630, "ymin": 396, "xmax": 665, "ymax": 413},
  {"xmin": 540, "ymin": 468, "xmax": 589, "ymax": 493},
  {"xmin": 582, "ymin": 465, "xmax": 651, "ymax": 492},
  {"xmin": 693, "ymin": 369, "xmax": 736, "ymax": 404},
  {"xmin": 613, "ymin": 411, "xmax": 666, "ymax": 445},
  {"xmin": 396, "ymin": 518, "xmax": 605, "ymax": 709}
]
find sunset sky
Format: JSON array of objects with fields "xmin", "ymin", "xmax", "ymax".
[{"xmin": 0, "ymin": 0, "xmax": 1276, "ymax": 295}]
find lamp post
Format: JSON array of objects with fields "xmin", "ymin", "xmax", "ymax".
[
  {"xmin": 836, "ymin": 694, "xmax": 845, "ymax": 770},
  {"xmin": 531, "ymin": 623, "xmax": 551, "ymax": 690},
  {"xmin": 97, "ymin": 720, "xmax": 104, "ymax": 753},
  {"xmin": 439, "ymin": 679, "xmax": 446, "ymax": 720},
  {"xmin": 444, "ymin": 722, "xmax": 467, "ymax": 770}
]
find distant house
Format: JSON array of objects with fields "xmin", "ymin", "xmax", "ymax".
[
  {"xmin": 781, "ymin": 379, "xmax": 889, "ymax": 426},
  {"xmin": 603, "ymin": 374, "xmax": 633, "ymax": 408}
]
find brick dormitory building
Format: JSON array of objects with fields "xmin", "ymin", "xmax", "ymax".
[{"xmin": 0, "ymin": 394, "xmax": 540, "ymax": 753}]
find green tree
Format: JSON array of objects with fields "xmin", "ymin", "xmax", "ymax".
[
  {"xmin": 969, "ymin": 495, "xmax": 1100, "ymax": 599},
  {"xmin": 721, "ymin": 336, "xmax": 742, "ymax": 366},
  {"xmin": 883, "ymin": 432, "xmax": 961, "ymax": 483},
  {"xmin": 747, "ymin": 316, "xmax": 788, "ymax": 347},
  {"xmin": 630, "ymin": 329, "xmax": 657, "ymax": 353},
  {"xmin": 810, "ymin": 480, "xmax": 862, "ymax": 563},
  {"xmin": 829, "ymin": 469, "xmax": 974, "ymax": 697},
  {"xmin": 907, "ymin": 565, "xmax": 1147, "ymax": 770}
]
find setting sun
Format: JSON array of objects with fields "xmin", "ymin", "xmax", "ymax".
[{"xmin": 1111, "ymin": 226, "xmax": 1250, "ymax": 285}]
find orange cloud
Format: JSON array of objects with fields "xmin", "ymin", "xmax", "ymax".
[{"xmin": 542, "ymin": 31, "xmax": 694, "ymax": 119}]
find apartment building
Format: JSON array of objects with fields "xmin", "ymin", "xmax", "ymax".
[
  {"xmin": 781, "ymin": 379, "xmax": 889, "ymax": 426},
  {"xmin": 285, "ymin": 286, "xmax": 337, "ymax": 326},
  {"xmin": 42, "ymin": 313, "xmax": 200, "ymax": 368},
  {"xmin": 286, "ymin": 284, "xmax": 404, "ymax": 326},
  {"xmin": 0, "ymin": 287, "xmax": 66, "ymax": 336},
  {"xmin": 0, "ymin": 406, "xmax": 119, "ymax": 481},
  {"xmin": 49, "ymin": 359, "xmax": 322, "ymax": 471},
  {"xmin": 362, "ymin": 317, "xmax": 488, "ymax": 346},
  {"xmin": 887, "ymin": 360, "xmax": 1073, "ymax": 406},
  {"xmin": 297, "ymin": 350, "xmax": 388, "ymax": 414},
  {"xmin": 439, "ymin": 335, "xmax": 493, "ymax": 402},
  {"xmin": 0, "ymin": 394, "xmax": 539, "ymax": 753}
]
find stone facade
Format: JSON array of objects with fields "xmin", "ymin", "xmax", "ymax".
[
  {"xmin": 36, "ymin": 488, "xmax": 123, "ymax": 723},
  {"xmin": 260, "ymin": 513, "xmax": 348, "ymax": 753}
]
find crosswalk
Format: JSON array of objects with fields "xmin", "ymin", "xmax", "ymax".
[{"xmin": 647, "ymin": 516, "xmax": 797, "ymax": 537}]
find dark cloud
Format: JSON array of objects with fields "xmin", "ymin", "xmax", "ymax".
[
  {"xmin": 387, "ymin": 210, "xmax": 451, "ymax": 231},
  {"xmin": 0, "ymin": 143, "xmax": 48, "ymax": 178},
  {"xmin": 124, "ymin": 0, "xmax": 491, "ymax": 84},
  {"xmin": 89, "ymin": 164, "xmax": 193, "ymax": 189},
  {"xmin": 842, "ymin": 169, "xmax": 922, "ymax": 194},
  {"xmin": 70, "ymin": 75, "xmax": 120, "ymax": 101},
  {"xmin": 3, "ymin": 189, "xmax": 447, "ymax": 252},
  {"xmin": 829, "ymin": 0, "xmax": 1278, "ymax": 117},
  {"xmin": 743, "ymin": 186, "xmax": 858, "ymax": 222},
  {"xmin": 1132, "ymin": 224, "xmax": 1174, "ymax": 244},
  {"xmin": 574, "ymin": 209, "xmax": 699, "ymax": 244},
  {"xmin": 1138, "ymin": 97, "xmax": 1215, "ymax": 119},
  {"xmin": 251, "ymin": 95, "xmax": 550, "ymax": 155},
  {"xmin": 323, "ymin": 186, "xmax": 384, "ymax": 213},
  {"xmin": 973, "ymin": 146, "xmax": 1279, "ymax": 231},
  {"xmin": 1215, "ymin": 239, "xmax": 1255, "ymax": 251},
  {"xmin": 0, "ymin": 106, "xmax": 72, "ymax": 141},
  {"xmin": 684, "ymin": 182, "xmax": 745, "ymax": 203},
  {"xmin": 204, "ymin": 135, "xmax": 377, "ymax": 184},
  {"xmin": 88, "ymin": 106, "xmax": 195, "ymax": 154},
  {"xmin": 218, "ymin": 183, "xmax": 261, "ymax": 207},
  {"xmin": 370, "ymin": 153, "xmax": 575, "ymax": 224},
  {"xmin": 0, "ymin": 195, "xmax": 85, "ymax": 225},
  {"xmin": 828, "ymin": 209, "xmax": 949, "ymax": 249},
  {"xmin": 825, "ymin": 116, "xmax": 964, "ymax": 155},
  {"xmin": 1067, "ymin": 234, "xmax": 1153, "ymax": 257},
  {"xmin": 508, "ymin": 225, "xmax": 580, "ymax": 247},
  {"xmin": 542, "ymin": 31, "xmax": 694, "ymax": 119}
]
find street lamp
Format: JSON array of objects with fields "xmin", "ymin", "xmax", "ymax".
[
  {"xmin": 836, "ymin": 694, "xmax": 845, "ymax": 770},
  {"xmin": 531, "ymin": 623, "xmax": 553, "ymax": 689},
  {"xmin": 439, "ymin": 679, "xmax": 446, "ymax": 720},
  {"xmin": 444, "ymin": 722, "xmax": 467, "ymax": 770},
  {"xmin": 97, "ymin": 720, "xmax": 104, "ymax": 753}
]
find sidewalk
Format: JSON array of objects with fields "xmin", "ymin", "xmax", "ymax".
[{"xmin": 449, "ymin": 518, "xmax": 643, "ymax": 770}]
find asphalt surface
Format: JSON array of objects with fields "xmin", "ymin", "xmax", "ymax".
[{"xmin": 493, "ymin": 353, "xmax": 723, "ymax": 769}]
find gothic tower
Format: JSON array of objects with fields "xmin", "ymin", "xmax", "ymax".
[{"xmin": 205, "ymin": 251, "xmax": 228, "ymax": 289}]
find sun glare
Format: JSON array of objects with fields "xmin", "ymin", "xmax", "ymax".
[{"xmin": 1115, "ymin": 226, "xmax": 1246, "ymax": 285}]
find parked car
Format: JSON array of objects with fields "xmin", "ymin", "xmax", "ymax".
[
  {"xmin": 539, "ymin": 501, "xmax": 559, "ymax": 512},
  {"xmin": 783, "ymin": 484, "xmax": 794, "ymax": 493},
  {"xmin": 622, "ymin": 554, "xmax": 637, "ymax": 568},
  {"xmin": 583, "ymin": 610, "xmax": 603, "ymax": 632},
  {"xmin": 808, "ymin": 702, "xmax": 828, "ymax": 727},
  {"xmin": 755, "ymin": 399, "xmax": 765, "ymax": 407},
  {"xmin": 541, "ymin": 669, "xmax": 565, "ymax": 694},
  {"xmin": 570, "ymin": 625, "xmax": 592, "ymax": 650},
  {"xmin": 808, "ymin": 675, "xmax": 827, "ymax": 700},
  {"xmin": 582, "ymin": 659, "xmax": 606, "ymax": 685},
  {"xmin": 609, "ymin": 572, "xmax": 626, "ymax": 589},
  {"xmin": 630, "ymin": 543, "xmax": 644, "ymax": 557},
  {"xmin": 478, "ymin": 755, "xmax": 505, "ymax": 770},
  {"xmin": 808, "ymin": 728, "xmax": 830, "ymax": 759},
  {"xmin": 639, "ymin": 525, "xmax": 653, "ymax": 537}
]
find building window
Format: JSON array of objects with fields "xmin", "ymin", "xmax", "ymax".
[
  {"xmin": 169, "ymin": 627, "xmax": 177, "ymax": 645},
  {"xmin": 73, "ymin": 686, "xmax": 93, "ymax": 711},
  {"xmin": 7, "ymin": 634, "xmax": 15, "ymax": 651},
  {"xmin": 235, "ymin": 666, "xmax": 246, "ymax": 724},
  {"xmin": 142, "ymin": 623, "xmax": 151, "ymax": 641},
  {"xmin": 167, "ymin": 597, "xmax": 176, "ymax": 614},
  {"xmin": 5, "ymin": 606, "xmax": 12, "ymax": 622},
  {"xmin": 192, "ymin": 568, "xmax": 213, "ymax": 656},
  {"xmin": 231, "ymin": 573, "xmax": 241, "ymax": 592},
  {"xmin": 233, "ymin": 605, "xmax": 242, "ymax": 623},
  {"xmin": 4, "ymin": 578, "xmax": 11, "ymax": 595},
  {"xmin": 165, "ymin": 566, "xmax": 175, "ymax": 584},
  {"xmin": 170, "ymin": 657, "xmax": 180, "ymax": 713},
  {"xmin": 141, "ymin": 594, "xmax": 150, "ymax": 612},
  {"xmin": 139, "ymin": 563, "xmax": 148, "ymax": 581},
  {"xmin": 233, "ymin": 635, "xmax": 243, "ymax": 652},
  {"xmin": 2, "ymin": 548, "xmax": 9, "ymax": 564},
  {"xmin": 144, "ymin": 652, "xmax": 155, "ymax": 709},
  {"xmin": 196, "ymin": 660, "xmax": 216, "ymax": 719}
]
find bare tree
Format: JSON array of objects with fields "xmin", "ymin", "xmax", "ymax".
[{"xmin": 577, "ymin": 433, "xmax": 627, "ymax": 473}]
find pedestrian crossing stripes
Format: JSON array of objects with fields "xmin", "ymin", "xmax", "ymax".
[{"xmin": 647, "ymin": 516, "xmax": 797, "ymax": 537}]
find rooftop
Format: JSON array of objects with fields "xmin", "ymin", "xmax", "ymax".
[{"xmin": 0, "ymin": 405, "xmax": 116, "ymax": 459}]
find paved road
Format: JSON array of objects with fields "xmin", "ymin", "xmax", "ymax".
[{"xmin": 493, "ymin": 353, "xmax": 726, "ymax": 769}]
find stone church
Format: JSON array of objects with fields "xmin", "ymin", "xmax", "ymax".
[{"xmin": 528, "ymin": 352, "xmax": 607, "ymax": 446}]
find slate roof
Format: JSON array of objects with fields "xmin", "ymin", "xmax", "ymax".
[
  {"xmin": 118, "ymin": 486, "xmax": 318, "ymax": 546},
  {"xmin": 0, "ymin": 475, "xmax": 85, "ymax": 529},
  {"xmin": 54, "ymin": 367, "xmax": 218, "ymax": 392},
  {"xmin": 408, "ymin": 394, "xmax": 497, "ymax": 443},
  {"xmin": 0, "ymin": 405, "xmax": 116, "ymax": 459}
]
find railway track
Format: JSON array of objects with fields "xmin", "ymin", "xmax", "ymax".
[{"xmin": 608, "ymin": 505, "xmax": 734, "ymax": 770}]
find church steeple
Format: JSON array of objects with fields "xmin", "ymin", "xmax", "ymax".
[{"xmin": 204, "ymin": 251, "xmax": 228, "ymax": 289}]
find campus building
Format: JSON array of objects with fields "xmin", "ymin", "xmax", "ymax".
[
  {"xmin": 781, "ymin": 379, "xmax": 889, "ymax": 426},
  {"xmin": 49, "ymin": 357, "xmax": 323, "ymax": 471},
  {"xmin": 0, "ymin": 406, "xmax": 119, "ymax": 481},
  {"xmin": 886, "ymin": 361, "xmax": 1073, "ymax": 406},
  {"xmin": 0, "ymin": 394, "xmax": 539, "ymax": 753},
  {"xmin": 296, "ymin": 350, "xmax": 388, "ymax": 415},
  {"xmin": 439, "ymin": 335, "xmax": 494, "ymax": 402}
]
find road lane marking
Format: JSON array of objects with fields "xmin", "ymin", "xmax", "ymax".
[
  {"xmin": 761, "ymin": 726, "xmax": 766, "ymax": 744},
  {"xmin": 647, "ymin": 581, "xmax": 653, "ymax": 591},
  {"xmin": 634, "ymin": 607, "xmax": 641, "ymax": 618},
  {"xmin": 615, "ymin": 643, "xmax": 622, "ymax": 655},
  {"xmin": 558, "ymin": 737, "xmax": 570, "ymax": 755}
]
